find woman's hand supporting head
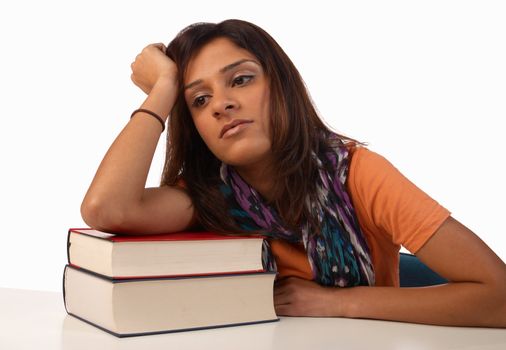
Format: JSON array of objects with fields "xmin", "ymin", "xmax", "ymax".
[{"xmin": 130, "ymin": 43, "xmax": 178, "ymax": 96}]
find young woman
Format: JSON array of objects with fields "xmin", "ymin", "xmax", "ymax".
[{"xmin": 81, "ymin": 19, "xmax": 506, "ymax": 327}]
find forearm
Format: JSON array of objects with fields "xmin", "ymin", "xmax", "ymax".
[
  {"xmin": 81, "ymin": 78, "xmax": 176, "ymax": 226},
  {"xmin": 339, "ymin": 282, "xmax": 506, "ymax": 328}
]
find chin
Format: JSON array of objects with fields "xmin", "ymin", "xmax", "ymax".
[{"xmin": 217, "ymin": 139, "xmax": 271, "ymax": 167}]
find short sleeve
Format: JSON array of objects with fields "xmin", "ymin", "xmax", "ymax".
[{"xmin": 348, "ymin": 147, "xmax": 451, "ymax": 254}]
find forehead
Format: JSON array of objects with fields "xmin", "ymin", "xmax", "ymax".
[{"xmin": 184, "ymin": 37, "xmax": 258, "ymax": 84}]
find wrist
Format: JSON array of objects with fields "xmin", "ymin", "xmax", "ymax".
[
  {"xmin": 141, "ymin": 79, "xmax": 177, "ymax": 121},
  {"xmin": 328, "ymin": 286, "xmax": 354, "ymax": 317},
  {"xmin": 130, "ymin": 109, "xmax": 166, "ymax": 132},
  {"xmin": 156, "ymin": 73, "xmax": 176, "ymax": 86}
]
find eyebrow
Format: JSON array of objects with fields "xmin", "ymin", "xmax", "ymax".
[{"xmin": 184, "ymin": 59, "xmax": 260, "ymax": 91}]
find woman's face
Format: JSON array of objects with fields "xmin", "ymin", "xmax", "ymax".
[{"xmin": 183, "ymin": 37, "xmax": 272, "ymax": 169}]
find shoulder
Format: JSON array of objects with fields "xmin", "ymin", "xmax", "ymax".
[
  {"xmin": 346, "ymin": 144, "xmax": 427, "ymax": 210},
  {"xmin": 347, "ymin": 145, "xmax": 437, "ymax": 202},
  {"xmin": 348, "ymin": 144, "xmax": 390, "ymax": 167},
  {"xmin": 346, "ymin": 145, "xmax": 451, "ymax": 252},
  {"xmin": 347, "ymin": 145, "xmax": 399, "ymax": 190}
]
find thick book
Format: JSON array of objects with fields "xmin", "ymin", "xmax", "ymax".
[
  {"xmin": 63, "ymin": 265, "xmax": 278, "ymax": 337},
  {"xmin": 67, "ymin": 228, "xmax": 266, "ymax": 279}
]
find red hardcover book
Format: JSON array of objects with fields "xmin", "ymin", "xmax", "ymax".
[{"xmin": 66, "ymin": 228, "xmax": 266, "ymax": 279}]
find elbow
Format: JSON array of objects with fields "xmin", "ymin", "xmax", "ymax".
[{"xmin": 80, "ymin": 197, "xmax": 126, "ymax": 232}]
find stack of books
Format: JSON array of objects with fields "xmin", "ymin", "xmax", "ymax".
[{"xmin": 63, "ymin": 228, "xmax": 278, "ymax": 337}]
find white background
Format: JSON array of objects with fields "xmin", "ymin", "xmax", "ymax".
[{"xmin": 0, "ymin": 0, "xmax": 504, "ymax": 292}]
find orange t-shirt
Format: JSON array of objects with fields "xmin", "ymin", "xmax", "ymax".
[
  {"xmin": 269, "ymin": 146, "xmax": 451, "ymax": 287},
  {"xmin": 177, "ymin": 146, "xmax": 451, "ymax": 287}
]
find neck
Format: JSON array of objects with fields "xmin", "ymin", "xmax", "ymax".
[{"xmin": 234, "ymin": 161, "xmax": 275, "ymax": 203}]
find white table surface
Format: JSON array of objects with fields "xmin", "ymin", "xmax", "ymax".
[{"xmin": 1, "ymin": 287, "xmax": 505, "ymax": 350}]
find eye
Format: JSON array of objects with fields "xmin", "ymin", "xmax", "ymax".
[
  {"xmin": 192, "ymin": 95, "xmax": 208, "ymax": 108},
  {"xmin": 232, "ymin": 75, "xmax": 254, "ymax": 87},
  {"xmin": 190, "ymin": 75, "xmax": 255, "ymax": 108}
]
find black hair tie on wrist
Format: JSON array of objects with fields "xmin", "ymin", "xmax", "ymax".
[{"xmin": 130, "ymin": 108, "xmax": 166, "ymax": 132}]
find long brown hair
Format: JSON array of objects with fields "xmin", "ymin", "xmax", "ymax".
[{"xmin": 161, "ymin": 19, "xmax": 366, "ymax": 236}]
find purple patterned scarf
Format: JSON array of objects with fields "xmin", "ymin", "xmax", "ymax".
[{"xmin": 219, "ymin": 134, "xmax": 375, "ymax": 287}]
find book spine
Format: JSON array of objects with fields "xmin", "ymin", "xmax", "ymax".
[
  {"xmin": 66, "ymin": 229, "xmax": 72, "ymax": 264},
  {"xmin": 67, "ymin": 227, "xmax": 94, "ymax": 263},
  {"xmin": 62, "ymin": 265, "xmax": 69, "ymax": 314}
]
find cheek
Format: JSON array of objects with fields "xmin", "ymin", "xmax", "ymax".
[
  {"xmin": 192, "ymin": 117, "xmax": 217, "ymax": 150},
  {"xmin": 258, "ymin": 92, "xmax": 271, "ymax": 135},
  {"xmin": 193, "ymin": 119, "xmax": 207, "ymax": 139}
]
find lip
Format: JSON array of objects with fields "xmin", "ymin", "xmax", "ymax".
[{"xmin": 219, "ymin": 119, "xmax": 254, "ymax": 138}]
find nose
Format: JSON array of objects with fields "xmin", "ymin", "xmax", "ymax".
[
  {"xmin": 212, "ymin": 92, "xmax": 237, "ymax": 118},
  {"xmin": 213, "ymin": 104, "xmax": 234, "ymax": 118}
]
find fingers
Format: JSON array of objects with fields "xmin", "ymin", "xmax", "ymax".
[
  {"xmin": 130, "ymin": 53, "xmax": 141, "ymax": 70},
  {"xmin": 129, "ymin": 41, "xmax": 176, "ymax": 95},
  {"xmin": 273, "ymin": 276, "xmax": 294, "ymax": 288},
  {"xmin": 273, "ymin": 285, "xmax": 293, "ymax": 316},
  {"xmin": 132, "ymin": 43, "xmax": 165, "ymax": 65},
  {"xmin": 274, "ymin": 304, "xmax": 291, "ymax": 317},
  {"xmin": 273, "ymin": 278, "xmax": 290, "ymax": 298},
  {"xmin": 149, "ymin": 42, "xmax": 167, "ymax": 52}
]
